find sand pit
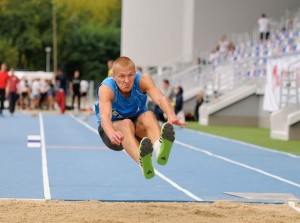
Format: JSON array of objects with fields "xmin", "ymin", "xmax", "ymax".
[{"xmin": 0, "ymin": 200, "xmax": 299, "ymax": 223}]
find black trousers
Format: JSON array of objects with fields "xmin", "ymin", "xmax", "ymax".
[
  {"xmin": 72, "ymin": 91, "xmax": 81, "ymax": 110},
  {"xmin": 0, "ymin": 88, "xmax": 5, "ymax": 114},
  {"xmin": 9, "ymin": 92, "xmax": 18, "ymax": 114}
]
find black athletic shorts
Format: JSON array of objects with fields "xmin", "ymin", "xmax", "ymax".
[{"xmin": 98, "ymin": 116, "xmax": 143, "ymax": 151}]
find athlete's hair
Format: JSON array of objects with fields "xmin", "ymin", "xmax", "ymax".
[{"xmin": 112, "ymin": 56, "xmax": 136, "ymax": 74}]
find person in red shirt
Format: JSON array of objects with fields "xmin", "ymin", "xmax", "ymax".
[
  {"xmin": 0, "ymin": 63, "xmax": 10, "ymax": 115},
  {"xmin": 8, "ymin": 68, "xmax": 19, "ymax": 115}
]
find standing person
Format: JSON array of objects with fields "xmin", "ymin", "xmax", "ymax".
[
  {"xmin": 8, "ymin": 68, "xmax": 19, "ymax": 115},
  {"xmin": 80, "ymin": 79, "xmax": 89, "ymax": 110},
  {"xmin": 0, "ymin": 63, "xmax": 10, "ymax": 115},
  {"xmin": 18, "ymin": 76, "xmax": 31, "ymax": 110},
  {"xmin": 38, "ymin": 79, "xmax": 50, "ymax": 109},
  {"xmin": 194, "ymin": 90, "xmax": 205, "ymax": 121},
  {"xmin": 173, "ymin": 86, "xmax": 184, "ymax": 114},
  {"xmin": 152, "ymin": 79, "xmax": 174, "ymax": 122},
  {"xmin": 107, "ymin": 60, "xmax": 114, "ymax": 76},
  {"xmin": 173, "ymin": 86, "xmax": 185, "ymax": 122},
  {"xmin": 47, "ymin": 79, "xmax": 56, "ymax": 110},
  {"xmin": 258, "ymin": 13, "xmax": 270, "ymax": 42},
  {"xmin": 31, "ymin": 78, "xmax": 40, "ymax": 109},
  {"xmin": 69, "ymin": 70, "xmax": 81, "ymax": 111},
  {"xmin": 55, "ymin": 69, "xmax": 67, "ymax": 114},
  {"xmin": 95, "ymin": 56, "xmax": 186, "ymax": 179}
]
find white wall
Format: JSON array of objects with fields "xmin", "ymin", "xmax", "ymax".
[
  {"xmin": 121, "ymin": 0, "xmax": 300, "ymax": 68},
  {"xmin": 121, "ymin": 0, "xmax": 186, "ymax": 67}
]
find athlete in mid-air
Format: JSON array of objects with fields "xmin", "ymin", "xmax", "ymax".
[{"xmin": 95, "ymin": 56, "xmax": 186, "ymax": 179}]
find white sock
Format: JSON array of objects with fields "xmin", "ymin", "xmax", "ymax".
[{"xmin": 153, "ymin": 139, "xmax": 161, "ymax": 159}]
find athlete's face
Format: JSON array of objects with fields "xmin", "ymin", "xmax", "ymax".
[{"xmin": 113, "ymin": 65, "xmax": 136, "ymax": 93}]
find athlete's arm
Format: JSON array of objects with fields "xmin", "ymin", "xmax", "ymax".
[
  {"xmin": 140, "ymin": 74, "xmax": 186, "ymax": 126},
  {"xmin": 98, "ymin": 84, "xmax": 124, "ymax": 145}
]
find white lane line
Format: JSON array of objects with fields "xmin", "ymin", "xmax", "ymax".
[
  {"xmin": 69, "ymin": 114, "xmax": 203, "ymax": 201},
  {"xmin": 288, "ymin": 201, "xmax": 300, "ymax": 213},
  {"xmin": 154, "ymin": 170, "xmax": 203, "ymax": 201},
  {"xmin": 175, "ymin": 140, "xmax": 300, "ymax": 188},
  {"xmin": 39, "ymin": 113, "xmax": 51, "ymax": 200},
  {"xmin": 184, "ymin": 129, "xmax": 300, "ymax": 158}
]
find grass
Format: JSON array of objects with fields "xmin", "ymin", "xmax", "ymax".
[{"xmin": 185, "ymin": 121, "xmax": 300, "ymax": 156}]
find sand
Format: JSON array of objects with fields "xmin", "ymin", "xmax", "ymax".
[{"xmin": 0, "ymin": 200, "xmax": 299, "ymax": 223}]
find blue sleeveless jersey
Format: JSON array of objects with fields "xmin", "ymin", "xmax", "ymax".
[{"xmin": 95, "ymin": 72, "xmax": 148, "ymax": 125}]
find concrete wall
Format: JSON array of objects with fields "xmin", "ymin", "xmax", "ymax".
[
  {"xmin": 122, "ymin": 0, "xmax": 300, "ymax": 67},
  {"xmin": 207, "ymin": 94, "xmax": 270, "ymax": 128},
  {"xmin": 121, "ymin": 0, "xmax": 186, "ymax": 67}
]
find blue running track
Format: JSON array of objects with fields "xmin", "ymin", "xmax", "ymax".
[{"xmin": 0, "ymin": 111, "xmax": 299, "ymax": 202}]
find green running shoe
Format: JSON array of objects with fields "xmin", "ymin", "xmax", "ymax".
[
  {"xmin": 157, "ymin": 122, "xmax": 175, "ymax": 165},
  {"xmin": 139, "ymin": 137, "xmax": 155, "ymax": 179}
]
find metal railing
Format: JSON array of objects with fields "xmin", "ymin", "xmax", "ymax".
[{"xmin": 280, "ymin": 59, "xmax": 300, "ymax": 109}]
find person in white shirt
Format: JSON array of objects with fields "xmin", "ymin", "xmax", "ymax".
[
  {"xmin": 39, "ymin": 79, "xmax": 50, "ymax": 109},
  {"xmin": 80, "ymin": 79, "xmax": 89, "ymax": 110},
  {"xmin": 258, "ymin": 13, "xmax": 270, "ymax": 42},
  {"xmin": 31, "ymin": 78, "xmax": 40, "ymax": 109}
]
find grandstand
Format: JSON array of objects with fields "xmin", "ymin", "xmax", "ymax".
[{"xmin": 147, "ymin": 6, "xmax": 300, "ymax": 141}]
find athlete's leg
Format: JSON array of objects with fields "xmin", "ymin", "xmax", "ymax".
[
  {"xmin": 135, "ymin": 111, "xmax": 175, "ymax": 165},
  {"xmin": 113, "ymin": 118, "xmax": 155, "ymax": 179},
  {"xmin": 112, "ymin": 119, "xmax": 140, "ymax": 163},
  {"xmin": 135, "ymin": 111, "xmax": 161, "ymax": 142}
]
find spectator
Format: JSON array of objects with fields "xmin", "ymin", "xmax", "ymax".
[
  {"xmin": 153, "ymin": 79, "xmax": 174, "ymax": 122},
  {"xmin": 55, "ymin": 69, "xmax": 67, "ymax": 114},
  {"xmin": 31, "ymin": 78, "xmax": 40, "ymax": 109},
  {"xmin": 80, "ymin": 79, "xmax": 89, "ymax": 110},
  {"xmin": 194, "ymin": 90, "xmax": 205, "ymax": 121},
  {"xmin": 137, "ymin": 66, "xmax": 143, "ymax": 72},
  {"xmin": 258, "ymin": 13, "xmax": 270, "ymax": 42},
  {"xmin": 218, "ymin": 35, "xmax": 229, "ymax": 54},
  {"xmin": 0, "ymin": 63, "xmax": 10, "ymax": 116},
  {"xmin": 8, "ymin": 68, "xmax": 19, "ymax": 115},
  {"xmin": 39, "ymin": 79, "xmax": 50, "ymax": 109},
  {"xmin": 18, "ymin": 76, "xmax": 31, "ymax": 110},
  {"xmin": 173, "ymin": 86, "xmax": 183, "ymax": 115},
  {"xmin": 47, "ymin": 79, "xmax": 56, "ymax": 110},
  {"xmin": 107, "ymin": 60, "xmax": 114, "ymax": 76},
  {"xmin": 69, "ymin": 70, "xmax": 81, "ymax": 110}
]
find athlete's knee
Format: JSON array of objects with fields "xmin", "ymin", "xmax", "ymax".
[
  {"xmin": 120, "ymin": 118, "xmax": 135, "ymax": 131},
  {"xmin": 142, "ymin": 111, "xmax": 156, "ymax": 119}
]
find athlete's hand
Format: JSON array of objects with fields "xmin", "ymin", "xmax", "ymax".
[
  {"xmin": 109, "ymin": 131, "xmax": 124, "ymax": 146},
  {"xmin": 167, "ymin": 116, "xmax": 187, "ymax": 127}
]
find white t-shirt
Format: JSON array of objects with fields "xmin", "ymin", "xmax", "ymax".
[
  {"xmin": 258, "ymin": 17, "xmax": 269, "ymax": 32},
  {"xmin": 80, "ymin": 80, "xmax": 89, "ymax": 93},
  {"xmin": 31, "ymin": 80, "xmax": 40, "ymax": 96},
  {"xmin": 39, "ymin": 79, "xmax": 49, "ymax": 93}
]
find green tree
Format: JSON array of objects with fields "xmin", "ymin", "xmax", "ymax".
[
  {"xmin": 0, "ymin": 39, "xmax": 18, "ymax": 67},
  {"xmin": 0, "ymin": 0, "xmax": 121, "ymax": 81}
]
